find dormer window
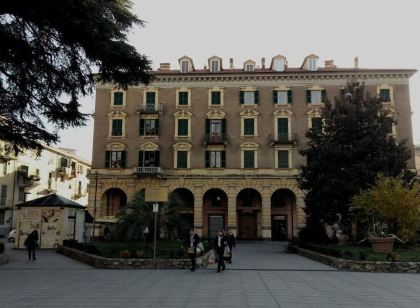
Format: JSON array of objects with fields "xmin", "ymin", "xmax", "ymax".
[
  {"xmin": 179, "ymin": 56, "xmax": 194, "ymax": 73},
  {"xmin": 211, "ymin": 60, "xmax": 220, "ymax": 72},
  {"xmin": 271, "ymin": 55, "xmax": 287, "ymax": 72},
  {"xmin": 308, "ymin": 58, "xmax": 317, "ymax": 71},
  {"xmin": 181, "ymin": 60, "xmax": 189, "ymax": 73},
  {"xmin": 244, "ymin": 60, "xmax": 256, "ymax": 71}
]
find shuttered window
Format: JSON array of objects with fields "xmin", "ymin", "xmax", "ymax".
[
  {"xmin": 379, "ymin": 89, "xmax": 391, "ymax": 102},
  {"xmin": 244, "ymin": 118, "xmax": 255, "ymax": 136},
  {"xmin": 139, "ymin": 119, "xmax": 159, "ymax": 136},
  {"xmin": 178, "ymin": 92, "xmax": 189, "ymax": 105},
  {"xmin": 105, "ymin": 151, "xmax": 126, "ymax": 168},
  {"xmin": 278, "ymin": 118, "xmax": 289, "ymax": 141},
  {"xmin": 177, "ymin": 119, "xmax": 189, "ymax": 136},
  {"xmin": 205, "ymin": 151, "xmax": 226, "ymax": 168},
  {"xmin": 211, "ymin": 91, "xmax": 221, "ymax": 105},
  {"xmin": 243, "ymin": 150, "xmax": 255, "ymax": 168},
  {"xmin": 278, "ymin": 151, "xmax": 289, "ymax": 168},
  {"xmin": 113, "ymin": 92, "xmax": 124, "ymax": 105},
  {"xmin": 0, "ymin": 185, "xmax": 7, "ymax": 207},
  {"xmin": 177, "ymin": 151, "xmax": 188, "ymax": 168},
  {"xmin": 111, "ymin": 119, "xmax": 123, "ymax": 136},
  {"xmin": 311, "ymin": 118, "xmax": 323, "ymax": 134},
  {"xmin": 138, "ymin": 151, "xmax": 160, "ymax": 167}
]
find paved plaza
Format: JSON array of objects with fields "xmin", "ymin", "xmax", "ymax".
[{"xmin": 1, "ymin": 240, "xmax": 420, "ymax": 307}]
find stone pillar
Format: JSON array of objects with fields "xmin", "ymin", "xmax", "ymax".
[
  {"xmin": 295, "ymin": 195, "xmax": 306, "ymax": 233},
  {"xmin": 261, "ymin": 185, "xmax": 272, "ymax": 240},
  {"xmin": 227, "ymin": 185, "xmax": 237, "ymax": 237},
  {"xmin": 192, "ymin": 186, "xmax": 204, "ymax": 237}
]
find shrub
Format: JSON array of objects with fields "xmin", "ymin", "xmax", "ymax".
[
  {"xmin": 119, "ymin": 249, "xmax": 132, "ymax": 258},
  {"xmin": 352, "ymin": 175, "xmax": 420, "ymax": 244},
  {"xmin": 298, "ymin": 224, "xmax": 329, "ymax": 244},
  {"xmin": 359, "ymin": 251, "xmax": 367, "ymax": 261},
  {"xmin": 343, "ymin": 250, "xmax": 353, "ymax": 259},
  {"xmin": 0, "ymin": 242, "xmax": 5, "ymax": 254},
  {"xmin": 387, "ymin": 252, "xmax": 401, "ymax": 262}
]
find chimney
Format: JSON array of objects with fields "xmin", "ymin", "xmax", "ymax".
[
  {"xmin": 324, "ymin": 60, "xmax": 336, "ymax": 69},
  {"xmin": 158, "ymin": 63, "xmax": 171, "ymax": 71},
  {"xmin": 354, "ymin": 57, "xmax": 359, "ymax": 69},
  {"xmin": 261, "ymin": 57, "xmax": 266, "ymax": 69},
  {"xmin": 229, "ymin": 58, "xmax": 234, "ymax": 69}
]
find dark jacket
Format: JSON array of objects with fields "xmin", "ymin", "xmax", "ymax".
[
  {"xmin": 214, "ymin": 235, "xmax": 226, "ymax": 254},
  {"xmin": 227, "ymin": 233, "xmax": 236, "ymax": 249},
  {"xmin": 185, "ymin": 233, "xmax": 200, "ymax": 248},
  {"xmin": 25, "ymin": 233, "xmax": 38, "ymax": 250}
]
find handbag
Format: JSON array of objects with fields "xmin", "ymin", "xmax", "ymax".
[
  {"xmin": 187, "ymin": 247, "xmax": 195, "ymax": 254},
  {"xmin": 208, "ymin": 249, "xmax": 216, "ymax": 264},
  {"xmin": 223, "ymin": 246, "xmax": 231, "ymax": 258}
]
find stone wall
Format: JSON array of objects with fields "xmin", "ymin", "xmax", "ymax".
[
  {"xmin": 57, "ymin": 245, "xmax": 211, "ymax": 269},
  {"xmin": 298, "ymin": 247, "xmax": 420, "ymax": 273}
]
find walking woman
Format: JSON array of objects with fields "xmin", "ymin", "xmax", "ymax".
[
  {"xmin": 185, "ymin": 229, "xmax": 200, "ymax": 271},
  {"xmin": 24, "ymin": 230, "xmax": 39, "ymax": 261},
  {"xmin": 226, "ymin": 229, "xmax": 236, "ymax": 264},
  {"xmin": 215, "ymin": 229, "xmax": 227, "ymax": 273}
]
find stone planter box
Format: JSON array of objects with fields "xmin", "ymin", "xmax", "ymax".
[
  {"xmin": 57, "ymin": 245, "xmax": 211, "ymax": 269},
  {"xmin": 297, "ymin": 247, "xmax": 420, "ymax": 273}
]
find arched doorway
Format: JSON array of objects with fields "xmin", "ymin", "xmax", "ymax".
[
  {"xmin": 237, "ymin": 188, "xmax": 262, "ymax": 240},
  {"xmin": 271, "ymin": 189, "xmax": 296, "ymax": 241},
  {"xmin": 169, "ymin": 188, "xmax": 194, "ymax": 238},
  {"xmin": 203, "ymin": 188, "xmax": 228, "ymax": 239},
  {"xmin": 101, "ymin": 188, "xmax": 127, "ymax": 217}
]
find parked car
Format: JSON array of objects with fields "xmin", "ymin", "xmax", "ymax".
[{"xmin": 7, "ymin": 230, "xmax": 16, "ymax": 243}]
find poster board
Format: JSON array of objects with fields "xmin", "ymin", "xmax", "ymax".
[{"xmin": 145, "ymin": 188, "xmax": 168, "ymax": 202}]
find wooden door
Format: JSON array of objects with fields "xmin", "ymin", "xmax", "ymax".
[{"xmin": 239, "ymin": 214, "xmax": 256, "ymax": 240}]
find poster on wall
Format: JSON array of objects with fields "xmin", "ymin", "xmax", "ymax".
[
  {"xmin": 41, "ymin": 209, "xmax": 61, "ymax": 223},
  {"xmin": 40, "ymin": 209, "xmax": 62, "ymax": 248},
  {"xmin": 18, "ymin": 220, "xmax": 41, "ymax": 249}
]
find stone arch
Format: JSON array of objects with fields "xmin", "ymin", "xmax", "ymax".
[
  {"xmin": 169, "ymin": 188, "xmax": 195, "ymax": 237},
  {"xmin": 100, "ymin": 188, "xmax": 127, "ymax": 217},
  {"xmin": 236, "ymin": 188, "xmax": 262, "ymax": 240},
  {"xmin": 271, "ymin": 188, "xmax": 297, "ymax": 241},
  {"xmin": 203, "ymin": 188, "xmax": 228, "ymax": 238}
]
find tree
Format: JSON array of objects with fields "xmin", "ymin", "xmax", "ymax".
[
  {"xmin": 113, "ymin": 191, "xmax": 186, "ymax": 242},
  {"xmin": 298, "ymin": 81, "xmax": 411, "ymax": 236},
  {"xmin": 0, "ymin": 0, "xmax": 152, "ymax": 154},
  {"xmin": 352, "ymin": 175, "xmax": 420, "ymax": 243}
]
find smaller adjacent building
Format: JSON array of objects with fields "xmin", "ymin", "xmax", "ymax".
[
  {"xmin": 15, "ymin": 194, "xmax": 86, "ymax": 249},
  {"xmin": 0, "ymin": 143, "xmax": 91, "ymax": 235}
]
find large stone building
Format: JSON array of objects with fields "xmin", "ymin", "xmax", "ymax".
[
  {"xmin": 0, "ymin": 144, "xmax": 91, "ymax": 234},
  {"xmin": 89, "ymin": 54, "xmax": 416, "ymax": 240}
]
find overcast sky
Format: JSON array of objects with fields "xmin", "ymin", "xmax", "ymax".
[{"xmin": 58, "ymin": 0, "xmax": 420, "ymax": 161}]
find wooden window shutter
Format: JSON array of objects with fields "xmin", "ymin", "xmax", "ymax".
[
  {"xmin": 221, "ymin": 151, "xmax": 226, "ymax": 168},
  {"xmin": 205, "ymin": 119, "xmax": 210, "ymax": 135},
  {"xmin": 138, "ymin": 151, "xmax": 144, "ymax": 167},
  {"xmin": 254, "ymin": 91, "xmax": 259, "ymax": 104},
  {"xmin": 221, "ymin": 119, "xmax": 226, "ymax": 135},
  {"xmin": 155, "ymin": 119, "xmax": 160, "ymax": 135},
  {"xmin": 205, "ymin": 151, "xmax": 210, "ymax": 168},
  {"xmin": 121, "ymin": 151, "xmax": 126, "ymax": 168},
  {"xmin": 105, "ymin": 151, "xmax": 110, "ymax": 168},
  {"xmin": 306, "ymin": 90, "xmax": 311, "ymax": 103},
  {"xmin": 287, "ymin": 90, "xmax": 293, "ymax": 104},
  {"xmin": 240, "ymin": 91, "xmax": 244, "ymax": 104},
  {"xmin": 273, "ymin": 90, "xmax": 278, "ymax": 104},
  {"xmin": 139, "ymin": 119, "xmax": 145, "ymax": 135},
  {"xmin": 155, "ymin": 151, "xmax": 160, "ymax": 167},
  {"xmin": 321, "ymin": 89, "xmax": 327, "ymax": 102}
]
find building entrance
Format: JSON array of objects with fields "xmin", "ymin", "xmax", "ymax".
[
  {"xmin": 272, "ymin": 215, "xmax": 288, "ymax": 241},
  {"xmin": 238, "ymin": 213, "xmax": 257, "ymax": 240}
]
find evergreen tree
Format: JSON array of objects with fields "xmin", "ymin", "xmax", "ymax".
[
  {"xmin": 0, "ymin": 1, "xmax": 152, "ymax": 154},
  {"xmin": 298, "ymin": 81, "xmax": 411, "ymax": 234}
]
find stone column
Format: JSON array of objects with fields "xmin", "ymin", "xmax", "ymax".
[
  {"xmin": 192, "ymin": 186, "xmax": 204, "ymax": 237},
  {"xmin": 261, "ymin": 185, "xmax": 272, "ymax": 240},
  {"xmin": 227, "ymin": 185, "xmax": 237, "ymax": 237},
  {"xmin": 295, "ymin": 195, "xmax": 306, "ymax": 234}
]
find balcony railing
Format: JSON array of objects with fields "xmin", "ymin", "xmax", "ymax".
[
  {"xmin": 271, "ymin": 133, "xmax": 297, "ymax": 146},
  {"xmin": 133, "ymin": 166, "xmax": 161, "ymax": 174},
  {"xmin": 136, "ymin": 103, "xmax": 163, "ymax": 114},
  {"xmin": 202, "ymin": 134, "xmax": 228, "ymax": 146}
]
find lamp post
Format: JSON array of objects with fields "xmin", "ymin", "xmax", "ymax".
[
  {"xmin": 92, "ymin": 171, "xmax": 98, "ymax": 242},
  {"xmin": 152, "ymin": 203, "xmax": 159, "ymax": 269}
]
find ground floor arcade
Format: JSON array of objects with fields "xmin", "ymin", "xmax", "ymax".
[{"xmin": 87, "ymin": 174, "xmax": 305, "ymax": 240}]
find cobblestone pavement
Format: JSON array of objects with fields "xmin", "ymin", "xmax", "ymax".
[{"xmin": 1, "ymin": 240, "xmax": 420, "ymax": 307}]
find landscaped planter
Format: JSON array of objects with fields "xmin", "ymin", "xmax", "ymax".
[{"xmin": 368, "ymin": 237, "xmax": 395, "ymax": 253}]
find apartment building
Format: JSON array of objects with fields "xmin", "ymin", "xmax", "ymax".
[
  {"xmin": 0, "ymin": 144, "xmax": 91, "ymax": 233},
  {"xmin": 89, "ymin": 54, "xmax": 416, "ymax": 240}
]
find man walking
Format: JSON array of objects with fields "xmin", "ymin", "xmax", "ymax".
[{"xmin": 215, "ymin": 229, "xmax": 226, "ymax": 273}]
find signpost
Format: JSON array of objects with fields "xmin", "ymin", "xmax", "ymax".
[{"xmin": 144, "ymin": 188, "xmax": 168, "ymax": 270}]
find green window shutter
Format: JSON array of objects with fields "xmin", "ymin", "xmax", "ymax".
[
  {"xmin": 146, "ymin": 92, "xmax": 155, "ymax": 104},
  {"xmin": 112, "ymin": 119, "xmax": 122, "ymax": 136},
  {"xmin": 306, "ymin": 90, "xmax": 311, "ymax": 103},
  {"xmin": 113, "ymin": 92, "xmax": 123, "ymax": 105},
  {"xmin": 139, "ymin": 119, "xmax": 145, "ymax": 136},
  {"xmin": 155, "ymin": 151, "xmax": 160, "ymax": 167},
  {"xmin": 155, "ymin": 119, "xmax": 160, "ymax": 135},
  {"xmin": 205, "ymin": 151, "xmax": 210, "ymax": 168},
  {"xmin": 273, "ymin": 90, "xmax": 278, "ymax": 104},
  {"xmin": 60, "ymin": 157, "xmax": 68, "ymax": 168},
  {"xmin": 254, "ymin": 91, "xmax": 259, "ymax": 104},
  {"xmin": 179, "ymin": 92, "xmax": 188, "ymax": 105},
  {"xmin": 121, "ymin": 151, "xmax": 126, "ymax": 168},
  {"xmin": 287, "ymin": 90, "xmax": 293, "ymax": 104},
  {"xmin": 244, "ymin": 119, "xmax": 254, "ymax": 135},
  {"xmin": 240, "ymin": 91, "xmax": 244, "ymax": 104},
  {"xmin": 105, "ymin": 151, "xmax": 110, "ymax": 168},
  {"xmin": 139, "ymin": 151, "xmax": 144, "ymax": 167},
  {"xmin": 221, "ymin": 151, "xmax": 226, "ymax": 168},
  {"xmin": 321, "ymin": 89, "xmax": 327, "ymax": 103},
  {"xmin": 211, "ymin": 91, "xmax": 221, "ymax": 105},
  {"xmin": 278, "ymin": 118, "xmax": 288, "ymax": 141},
  {"xmin": 244, "ymin": 150, "xmax": 254, "ymax": 168},
  {"xmin": 205, "ymin": 119, "xmax": 210, "ymax": 135},
  {"xmin": 278, "ymin": 151, "xmax": 289, "ymax": 168},
  {"xmin": 177, "ymin": 151, "xmax": 187, "ymax": 168},
  {"xmin": 178, "ymin": 119, "xmax": 188, "ymax": 136},
  {"xmin": 221, "ymin": 119, "xmax": 226, "ymax": 135}
]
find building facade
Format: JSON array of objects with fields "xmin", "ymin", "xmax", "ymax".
[
  {"xmin": 0, "ymin": 144, "xmax": 91, "ymax": 234},
  {"xmin": 89, "ymin": 54, "xmax": 416, "ymax": 240}
]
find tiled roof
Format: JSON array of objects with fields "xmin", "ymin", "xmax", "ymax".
[{"xmin": 16, "ymin": 193, "xmax": 85, "ymax": 209}]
